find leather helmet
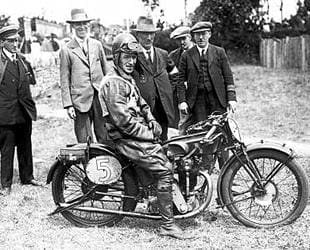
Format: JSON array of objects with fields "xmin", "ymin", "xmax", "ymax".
[{"xmin": 112, "ymin": 33, "xmax": 141, "ymax": 55}]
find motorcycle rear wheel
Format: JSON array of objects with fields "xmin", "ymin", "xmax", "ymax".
[
  {"xmin": 221, "ymin": 149, "xmax": 309, "ymax": 228},
  {"xmin": 52, "ymin": 162, "xmax": 137, "ymax": 227}
]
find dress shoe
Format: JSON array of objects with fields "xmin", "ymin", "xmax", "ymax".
[
  {"xmin": 0, "ymin": 187, "xmax": 11, "ymax": 196},
  {"xmin": 24, "ymin": 179, "xmax": 45, "ymax": 186}
]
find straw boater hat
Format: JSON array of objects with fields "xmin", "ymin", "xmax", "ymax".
[
  {"xmin": 133, "ymin": 16, "xmax": 158, "ymax": 33},
  {"xmin": 66, "ymin": 8, "xmax": 94, "ymax": 23},
  {"xmin": 0, "ymin": 24, "xmax": 19, "ymax": 40},
  {"xmin": 170, "ymin": 26, "xmax": 191, "ymax": 39}
]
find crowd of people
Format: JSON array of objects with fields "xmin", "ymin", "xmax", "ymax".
[{"xmin": 0, "ymin": 8, "xmax": 236, "ymax": 239}]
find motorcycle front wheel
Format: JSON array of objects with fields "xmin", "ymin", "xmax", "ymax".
[
  {"xmin": 221, "ymin": 149, "xmax": 309, "ymax": 228},
  {"xmin": 52, "ymin": 162, "xmax": 137, "ymax": 227}
]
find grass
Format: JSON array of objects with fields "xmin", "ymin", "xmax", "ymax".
[{"xmin": 0, "ymin": 65, "xmax": 310, "ymax": 249}]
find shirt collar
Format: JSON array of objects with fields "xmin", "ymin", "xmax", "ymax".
[
  {"xmin": 142, "ymin": 46, "xmax": 154, "ymax": 59},
  {"xmin": 2, "ymin": 48, "xmax": 16, "ymax": 62},
  {"xmin": 74, "ymin": 35, "xmax": 89, "ymax": 48},
  {"xmin": 196, "ymin": 44, "xmax": 209, "ymax": 56}
]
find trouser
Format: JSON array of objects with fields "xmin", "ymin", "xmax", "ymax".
[
  {"xmin": 0, "ymin": 120, "xmax": 34, "ymax": 188},
  {"xmin": 74, "ymin": 92, "xmax": 109, "ymax": 144},
  {"xmin": 192, "ymin": 89, "xmax": 229, "ymax": 168},
  {"xmin": 116, "ymin": 139, "xmax": 174, "ymax": 223}
]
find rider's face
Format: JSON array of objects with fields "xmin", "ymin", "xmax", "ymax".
[{"xmin": 119, "ymin": 52, "xmax": 137, "ymax": 74}]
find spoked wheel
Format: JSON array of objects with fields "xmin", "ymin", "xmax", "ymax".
[
  {"xmin": 52, "ymin": 162, "xmax": 137, "ymax": 227},
  {"xmin": 221, "ymin": 149, "xmax": 309, "ymax": 228}
]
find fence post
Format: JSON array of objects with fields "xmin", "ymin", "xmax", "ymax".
[{"xmin": 301, "ymin": 35, "xmax": 306, "ymax": 71}]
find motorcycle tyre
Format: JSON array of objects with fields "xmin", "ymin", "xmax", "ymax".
[
  {"xmin": 221, "ymin": 149, "xmax": 309, "ymax": 228},
  {"xmin": 52, "ymin": 162, "xmax": 138, "ymax": 227}
]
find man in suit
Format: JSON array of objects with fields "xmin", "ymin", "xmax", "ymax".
[
  {"xmin": 0, "ymin": 25, "xmax": 42, "ymax": 195},
  {"xmin": 60, "ymin": 9, "xmax": 109, "ymax": 144},
  {"xmin": 177, "ymin": 21, "xmax": 237, "ymax": 168},
  {"xmin": 168, "ymin": 26, "xmax": 194, "ymax": 131},
  {"xmin": 133, "ymin": 16, "xmax": 176, "ymax": 141}
]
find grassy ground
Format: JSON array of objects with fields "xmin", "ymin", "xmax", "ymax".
[{"xmin": 0, "ymin": 65, "xmax": 310, "ymax": 249}]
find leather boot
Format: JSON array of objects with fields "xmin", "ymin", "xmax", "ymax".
[{"xmin": 157, "ymin": 190, "xmax": 188, "ymax": 239}]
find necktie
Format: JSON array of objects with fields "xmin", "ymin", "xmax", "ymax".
[
  {"xmin": 201, "ymin": 49, "xmax": 205, "ymax": 57},
  {"xmin": 12, "ymin": 54, "xmax": 17, "ymax": 64},
  {"xmin": 147, "ymin": 50, "xmax": 152, "ymax": 63},
  {"xmin": 82, "ymin": 45, "xmax": 88, "ymax": 57}
]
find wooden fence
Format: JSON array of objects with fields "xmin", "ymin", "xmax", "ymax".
[{"xmin": 260, "ymin": 35, "xmax": 310, "ymax": 71}]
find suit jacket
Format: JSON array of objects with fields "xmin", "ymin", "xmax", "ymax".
[
  {"xmin": 178, "ymin": 44, "xmax": 236, "ymax": 109},
  {"xmin": 60, "ymin": 37, "xmax": 109, "ymax": 112},
  {"xmin": 169, "ymin": 47, "xmax": 183, "ymax": 69},
  {"xmin": 0, "ymin": 51, "xmax": 37, "ymax": 125},
  {"xmin": 133, "ymin": 47, "xmax": 175, "ymax": 127}
]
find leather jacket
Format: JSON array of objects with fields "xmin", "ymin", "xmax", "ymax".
[{"xmin": 99, "ymin": 67, "xmax": 156, "ymax": 142}]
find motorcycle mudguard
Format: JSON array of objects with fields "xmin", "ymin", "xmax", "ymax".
[
  {"xmin": 216, "ymin": 140, "xmax": 296, "ymax": 207},
  {"xmin": 46, "ymin": 143, "xmax": 118, "ymax": 184}
]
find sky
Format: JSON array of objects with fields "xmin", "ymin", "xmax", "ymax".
[{"xmin": 1, "ymin": 0, "xmax": 300, "ymax": 26}]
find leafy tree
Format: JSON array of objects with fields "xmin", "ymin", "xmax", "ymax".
[
  {"xmin": 0, "ymin": 14, "xmax": 10, "ymax": 29},
  {"xmin": 191, "ymin": 0, "xmax": 263, "ymax": 61},
  {"xmin": 141, "ymin": 0, "xmax": 160, "ymax": 11}
]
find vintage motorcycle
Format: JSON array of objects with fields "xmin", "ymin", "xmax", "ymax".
[{"xmin": 47, "ymin": 112, "xmax": 309, "ymax": 228}]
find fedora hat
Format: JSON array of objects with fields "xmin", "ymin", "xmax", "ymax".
[
  {"xmin": 133, "ymin": 16, "xmax": 158, "ymax": 33},
  {"xmin": 66, "ymin": 8, "xmax": 94, "ymax": 23},
  {"xmin": 0, "ymin": 24, "xmax": 19, "ymax": 40}
]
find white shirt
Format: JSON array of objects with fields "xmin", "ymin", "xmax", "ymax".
[
  {"xmin": 142, "ymin": 46, "xmax": 154, "ymax": 62},
  {"xmin": 74, "ymin": 35, "xmax": 89, "ymax": 53},
  {"xmin": 3, "ymin": 48, "xmax": 16, "ymax": 62},
  {"xmin": 196, "ymin": 44, "xmax": 209, "ymax": 56}
]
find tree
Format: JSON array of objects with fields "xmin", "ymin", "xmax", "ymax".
[
  {"xmin": 191, "ymin": 0, "xmax": 263, "ymax": 61},
  {"xmin": 0, "ymin": 14, "xmax": 10, "ymax": 29}
]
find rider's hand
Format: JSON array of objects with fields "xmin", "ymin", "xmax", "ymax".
[
  {"xmin": 227, "ymin": 101, "xmax": 237, "ymax": 113},
  {"xmin": 178, "ymin": 102, "xmax": 189, "ymax": 115},
  {"xmin": 67, "ymin": 106, "xmax": 76, "ymax": 120},
  {"xmin": 148, "ymin": 120, "xmax": 162, "ymax": 138}
]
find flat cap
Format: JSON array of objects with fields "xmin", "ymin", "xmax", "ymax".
[
  {"xmin": 0, "ymin": 24, "xmax": 19, "ymax": 40},
  {"xmin": 170, "ymin": 26, "xmax": 190, "ymax": 39},
  {"xmin": 190, "ymin": 21, "xmax": 212, "ymax": 33}
]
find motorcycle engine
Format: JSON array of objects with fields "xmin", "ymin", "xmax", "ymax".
[{"xmin": 85, "ymin": 155, "xmax": 122, "ymax": 185}]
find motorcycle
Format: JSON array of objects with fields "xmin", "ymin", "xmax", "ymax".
[{"xmin": 47, "ymin": 112, "xmax": 309, "ymax": 228}]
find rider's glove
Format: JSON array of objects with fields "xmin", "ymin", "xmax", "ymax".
[
  {"xmin": 178, "ymin": 102, "xmax": 189, "ymax": 115},
  {"xmin": 148, "ymin": 120, "xmax": 162, "ymax": 138}
]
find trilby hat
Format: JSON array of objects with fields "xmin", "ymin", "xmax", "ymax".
[
  {"xmin": 66, "ymin": 8, "xmax": 94, "ymax": 23},
  {"xmin": 190, "ymin": 21, "xmax": 212, "ymax": 33},
  {"xmin": 0, "ymin": 24, "xmax": 19, "ymax": 40},
  {"xmin": 133, "ymin": 16, "xmax": 158, "ymax": 33},
  {"xmin": 170, "ymin": 26, "xmax": 190, "ymax": 39}
]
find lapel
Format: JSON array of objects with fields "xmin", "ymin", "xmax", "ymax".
[
  {"xmin": 153, "ymin": 48, "xmax": 161, "ymax": 75},
  {"xmin": 0, "ymin": 52, "xmax": 8, "ymax": 83},
  {"xmin": 88, "ymin": 38, "xmax": 96, "ymax": 67},
  {"xmin": 138, "ymin": 51, "xmax": 153, "ymax": 73},
  {"xmin": 16, "ymin": 54, "xmax": 26, "ymax": 86},
  {"xmin": 68, "ymin": 38, "xmax": 89, "ymax": 67},
  {"xmin": 189, "ymin": 46, "xmax": 200, "ymax": 71},
  {"xmin": 207, "ymin": 44, "xmax": 215, "ymax": 68}
]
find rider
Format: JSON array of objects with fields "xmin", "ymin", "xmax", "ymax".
[{"xmin": 98, "ymin": 33, "xmax": 187, "ymax": 239}]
